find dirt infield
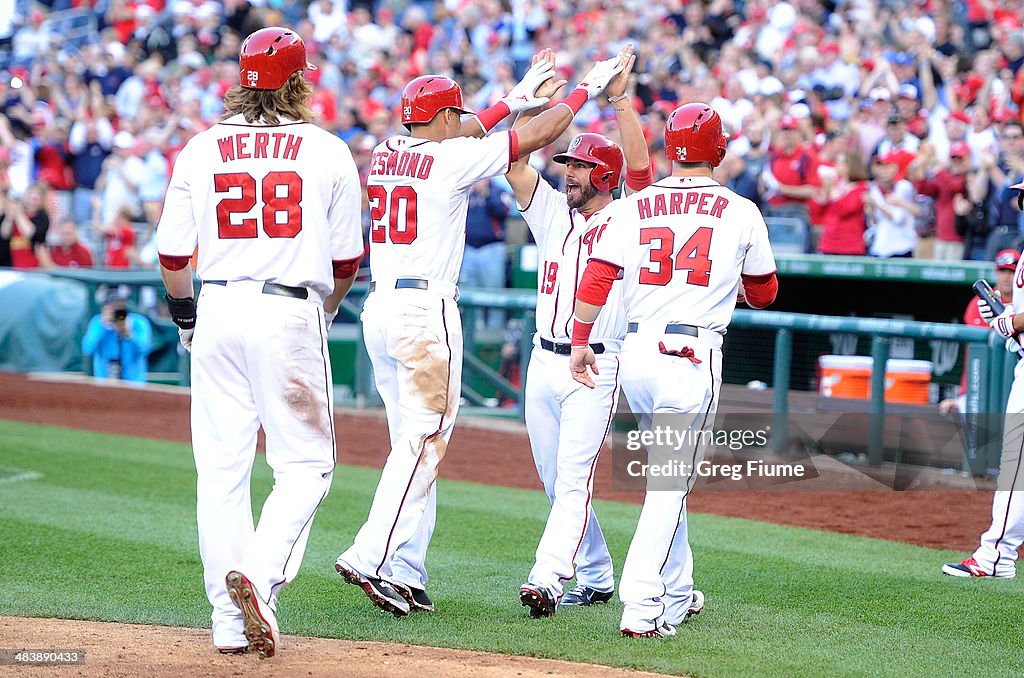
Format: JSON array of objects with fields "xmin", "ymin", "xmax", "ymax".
[
  {"xmin": 0, "ymin": 371, "xmax": 998, "ymax": 551},
  {"xmin": 0, "ymin": 617, "xmax": 665, "ymax": 678}
]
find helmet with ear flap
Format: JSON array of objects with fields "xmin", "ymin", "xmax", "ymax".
[{"xmin": 551, "ymin": 133, "xmax": 625, "ymax": 192}]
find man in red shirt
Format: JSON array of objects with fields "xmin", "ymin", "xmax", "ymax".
[
  {"xmin": 912, "ymin": 141, "xmax": 971, "ymax": 260},
  {"xmin": 102, "ymin": 207, "xmax": 138, "ymax": 269},
  {"xmin": 940, "ymin": 249, "xmax": 1020, "ymax": 415},
  {"xmin": 47, "ymin": 219, "xmax": 93, "ymax": 268},
  {"xmin": 764, "ymin": 115, "xmax": 819, "ymax": 248}
]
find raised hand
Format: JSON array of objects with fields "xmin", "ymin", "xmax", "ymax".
[
  {"xmin": 604, "ymin": 44, "xmax": 637, "ymax": 101},
  {"xmin": 577, "ymin": 54, "xmax": 626, "ymax": 100},
  {"xmin": 501, "ymin": 50, "xmax": 557, "ymax": 113}
]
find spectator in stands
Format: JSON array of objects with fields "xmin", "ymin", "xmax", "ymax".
[
  {"xmin": 461, "ymin": 178, "xmax": 511, "ymax": 331},
  {"xmin": 722, "ymin": 117, "xmax": 768, "ymax": 206},
  {"xmin": 762, "ymin": 114, "xmax": 819, "ymax": 248},
  {"xmin": 815, "ymin": 151, "xmax": 870, "ymax": 256},
  {"xmin": 69, "ymin": 113, "xmax": 113, "ymax": 242},
  {"xmin": 865, "ymin": 152, "xmax": 920, "ymax": 258},
  {"xmin": 96, "ymin": 131, "xmax": 142, "ymax": 228},
  {"xmin": 81, "ymin": 292, "xmax": 152, "ymax": 383},
  {"xmin": 977, "ymin": 120, "xmax": 1024, "ymax": 258},
  {"xmin": 874, "ymin": 112, "xmax": 920, "ymax": 170},
  {"xmin": 3, "ymin": 183, "xmax": 49, "ymax": 269},
  {"xmin": 42, "ymin": 218, "xmax": 93, "ymax": 269},
  {"xmin": 911, "ymin": 141, "xmax": 970, "ymax": 260},
  {"xmin": 0, "ymin": 188, "xmax": 11, "ymax": 268},
  {"xmin": 98, "ymin": 207, "xmax": 139, "ymax": 269}
]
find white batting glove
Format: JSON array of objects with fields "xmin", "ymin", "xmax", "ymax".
[
  {"xmin": 178, "ymin": 328, "xmax": 194, "ymax": 352},
  {"xmin": 500, "ymin": 60, "xmax": 556, "ymax": 113},
  {"xmin": 990, "ymin": 309, "xmax": 1018, "ymax": 340},
  {"xmin": 325, "ymin": 308, "xmax": 338, "ymax": 331},
  {"xmin": 577, "ymin": 57, "xmax": 625, "ymax": 100},
  {"xmin": 977, "ymin": 292, "xmax": 1004, "ymax": 323}
]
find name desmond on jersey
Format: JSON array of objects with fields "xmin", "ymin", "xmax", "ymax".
[
  {"xmin": 217, "ymin": 132, "xmax": 303, "ymax": 162},
  {"xmin": 368, "ymin": 150, "xmax": 434, "ymax": 179},
  {"xmin": 638, "ymin": 192, "xmax": 729, "ymax": 219}
]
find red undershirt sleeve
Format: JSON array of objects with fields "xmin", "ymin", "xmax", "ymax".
[{"xmin": 742, "ymin": 271, "xmax": 778, "ymax": 309}]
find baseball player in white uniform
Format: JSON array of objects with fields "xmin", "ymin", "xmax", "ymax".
[
  {"xmin": 157, "ymin": 28, "xmax": 363, "ymax": 658},
  {"xmin": 944, "ymin": 180, "xmax": 1024, "ymax": 580},
  {"xmin": 334, "ymin": 51, "xmax": 628, "ymax": 616},
  {"xmin": 569, "ymin": 103, "xmax": 778, "ymax": 637},
  {"xmin": 504, "ymin": 45, "xmax": 656, "ymax": 617}
]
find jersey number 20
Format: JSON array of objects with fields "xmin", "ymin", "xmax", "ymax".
[
  {"xmin": 368, "ymin": 185, "xmax": 418, "ymax": 244},
  {"xmin": 215, "ymin": 171, "xmax": 303, "ymax": 238},
  {"xmin": 639, "ymin": 226, "xmax": 713, "ymax": 287}
]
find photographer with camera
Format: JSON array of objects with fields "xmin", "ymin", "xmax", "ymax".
[{"xmin": 81, "ymin": 291, "xmax": 153, "ymax": 383}]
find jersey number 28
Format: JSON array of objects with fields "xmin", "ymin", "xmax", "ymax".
[
  {"xmin": 215, "ymin": 171, "xmax": 302, "ymax": 238},
  {"xmin": 368, "ymin": 185, "xmax": 418, "ymax": 244},
  {"xmin": 639, "ymin": 226, "xmax": 713, "ymax": 287}
]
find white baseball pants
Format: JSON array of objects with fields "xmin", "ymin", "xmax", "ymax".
[
  {"xmin": 617, "ymin": 332, "xmax": 722, "ymax": 632},
  {"xmin": 190, "ymin": 282, "xmax": 335, "ymax": 646},
  {"xmin": 341, "ymin": 289, "xmax": 462, "ymax": 586},
  {"xmin": 524, "ymin": 345, "xmax": 618, "ymax": 598},
  {"xmin": 971, "ymin": 358, "xmax": 1024, "ymax": 577}
]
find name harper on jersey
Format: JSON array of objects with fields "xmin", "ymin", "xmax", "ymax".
[
  {"xmin": 638, "ymin": 192, "xmax": 729, "ymax": 219},
  {"xmin": 217, "ymin": 132, "xmax": 303, "ymax": 163},
  {"xmin": 368, "ymin": 150, "xmax": 434, "ymax": 179}
]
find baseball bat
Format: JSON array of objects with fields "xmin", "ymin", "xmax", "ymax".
[{"xmin": 973, "ymin": 279, "xmax": 1005, "ymax": 315}]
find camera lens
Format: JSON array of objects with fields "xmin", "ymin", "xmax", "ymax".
[{"xmin": 113, "ymin": 308, "xmax": 127, "ymax": 320}]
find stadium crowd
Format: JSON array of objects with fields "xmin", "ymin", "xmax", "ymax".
[{"xmin": 0, "ymin": 0, "xmax": 1022, "ymax": 272}]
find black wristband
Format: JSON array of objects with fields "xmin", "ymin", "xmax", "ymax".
[{"xmin": 165, "ymin": 293, "xmax": 197, "ymax": 330}]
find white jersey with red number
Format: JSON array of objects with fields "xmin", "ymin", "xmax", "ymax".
[
  {"xmin": 589, "ymin": 176, "xmax": 776, "ymax": 333},
  {"xmin": 156, "ymin": 114, "xmax": 364, "ymax": 300},
  {"xmin": 366, "ymin": 132, "xmax": 516, "ymax": 286},
  {"xmin": 519, "ymin": 176, "xmax": 627, "ymax": 342}
]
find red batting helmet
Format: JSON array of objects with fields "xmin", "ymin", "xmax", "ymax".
[
  {"xmin": 239, "ymin": 27, "xmax": 316, "ymax": 91},
  {"xmin": 401, "ymin": 75, "xmax": 473, "ymax": 127},
  {"xmin": 664, "ymin": 102, "xmax": 728, "ymax": 167},
  {"xmin": 552, "ymin": 134, "xmax": 624, "ymax": 192}
]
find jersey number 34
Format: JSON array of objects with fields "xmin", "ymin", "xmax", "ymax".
[
  {"xmin": 639, "ymin": 226, "xmax": 713, "ymax": 287},
  {"xmin": 215, "ymin": 171, "xmax": 302, "ymax": 238}
]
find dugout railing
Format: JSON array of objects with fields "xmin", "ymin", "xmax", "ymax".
[{"xmin": 33, "ymin": 268, "xmax": 1016, "ymax": 475}]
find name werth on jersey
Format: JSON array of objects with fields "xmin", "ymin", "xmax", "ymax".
[
  {"xmin": 368, "ymin": 150, "xmax": 435, "ymax": 179},
  {"xmin": 637, "ymin": 191, "xmax": 730, "ymax": 219},
  {"xmin": 216, "ymin": 132, "xmax": 303, "ymax": 162}
]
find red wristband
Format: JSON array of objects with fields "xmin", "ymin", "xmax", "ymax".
[
  {"xmin": 571, "ymin": 318, "xmax": 595, "ymax": 347},
  {"xmin": 558, "ymin": 89, "xmax": 589, "ymax": 116},
  {"xmin": 626, "ymin": 165, "xmax": 654, "ymax": 191},
  {"xmin": 475, "ymin": 101, "xmax": 511, "ymax": 133}
]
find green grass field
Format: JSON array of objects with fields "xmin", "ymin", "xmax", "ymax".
[{"xmin": 1, "ymin": 419, "xmax": 1023, "ymax": 677}]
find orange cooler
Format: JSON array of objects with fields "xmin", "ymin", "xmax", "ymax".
[
  {"xmin": 817, "ymin": 356, "xmax": 933, "ymax": 404},
  {"xmin": 818, "ymin": 355, "xmax": 872, "ymax": 399},
  {"xmin": 883, "ymin": 359, "xmax": 932, "ymax": 404}
]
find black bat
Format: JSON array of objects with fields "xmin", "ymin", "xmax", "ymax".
[{"xmin": 974, "ymin": 279, "xmax": 1005, "ymax": 316}]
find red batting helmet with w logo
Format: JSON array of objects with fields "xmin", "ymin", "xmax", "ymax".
[
  {"xmin": 552, "ymin": 133, "xmax": 624, "ymax": 192},
  {"xmin": 401, "ymin": 75, "xmax": 473, "ymax": 127}
]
